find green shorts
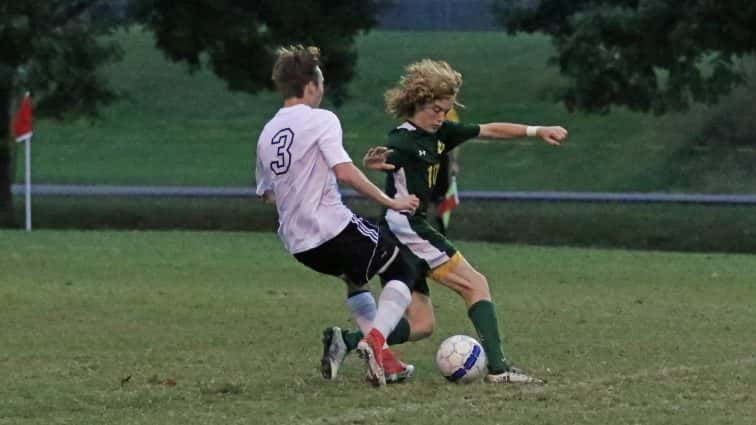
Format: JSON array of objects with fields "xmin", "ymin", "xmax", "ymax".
[{"xmin": 380, "ymin": 210, "xmax": 459, "ymax": 295}]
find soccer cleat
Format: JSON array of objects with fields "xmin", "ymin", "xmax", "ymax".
[
  {"xmin": 356, "ymin": 329, "xmax": 387, "ymax": 386},
  {"xmin": 485, "ymin": 367, "xmax": 545, "ymax": 384},
  {"xmin": 382, "ymin": 348, "xmax": 415, "ymax": 383},
  {"xmin": 320, "ymin": 326, "xmax": 348, "ymax": 380}
]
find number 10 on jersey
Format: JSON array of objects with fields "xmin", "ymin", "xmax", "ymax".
[{"xmin": 427, "ymin": 163, "xmax": 440, "ymax": 188}]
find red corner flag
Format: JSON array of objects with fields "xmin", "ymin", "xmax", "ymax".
[
  {"xmin": 437, "ymin": 176, "xmax": 459, "ymax": 229},
  {"xmin": 13, "ymin": 93, "xmax": 33, "ymax": 143}
]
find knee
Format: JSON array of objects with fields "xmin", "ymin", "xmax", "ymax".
[
  {"xmin": 473, "ymin": 272, "xmax": 491, "ymax": 300},
  {"xmin": 455, "ymin": 272, "xmax": 490, "ymax": 304},
  {"xmin": 408, "ymin": 315, "xmax": 435, "ymax": 341},
  {"xmin": 475, "ymin": 272, "xmax": 490, "ymax": 292},
  {"xmin": 405, "ymin": 300, "xmax": 436, "ymax": 341},
  {"xmin": 460, "ymin": 271, "xmax": 489, "ymax": 294}
]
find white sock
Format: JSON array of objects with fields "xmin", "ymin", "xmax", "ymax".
[
  {"xmin": 345, "ymin": 291, "xmax": 376, "ymax": 335},
  {"xmin": 371, "ymin": 280, "xmax": 412, "ymax": 339}
]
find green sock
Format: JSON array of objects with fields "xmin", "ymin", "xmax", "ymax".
[
  {"xmin": 342, "ymin": 329, "xmax": 362, "ymax": 351},
  {"xmin": 386, "ymin": 317, "xmax": 411, "ymax": 346},
  {"xmin": 341, "ymin": 317, "xmax": 411, "ymax": 352},
  {"xmin": 468, "ymin": 300, "xmax": 510, "ymax": 374}
]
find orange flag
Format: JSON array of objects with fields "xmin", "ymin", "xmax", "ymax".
[{"xmin": 13, "ymin": 93, "xmax": 33, "ymax": 143}]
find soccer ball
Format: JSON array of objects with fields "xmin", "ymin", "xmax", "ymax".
[{"xmin": 435, "ymin": 335, "xmax": 487, "ymax": 383}]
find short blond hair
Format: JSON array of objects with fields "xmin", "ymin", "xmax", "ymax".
[
  {"xmin": 271, "ymin": 45, "xmax": 321, "ymax": 99},
  {"xmin": 384, "ymin": 59, "xmax": 463, "ymax": 119}
]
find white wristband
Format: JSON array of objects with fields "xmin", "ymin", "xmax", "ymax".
[{"xmin": 526, "ymin": 126, "xmax": 541, "ymax": 137}]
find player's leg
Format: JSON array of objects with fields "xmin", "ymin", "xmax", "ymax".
[
  {"xmin": 354, "ymin": 278, "xmax": 412, "ymax": 386},
  {"xmin": 430, "ymin": 255, "xmax": 544, "ymax": 384},
  {"xmin": 404, "ymin": 290, "xmax": 435, "ymax": 341},
  {"xmin": 343, "ymin": 215, "xmax": 415, "ymax": 386},
  {"xmin": 328, "ymin": 288, "xmax": 429, "ymax": 383},
  {"xmin": 386, "ymin": 214, "xmax": 542, "ymax": 384},
  {"xmin": 385, "ymin": 291, "xmax": 435, "ymax": 381},
  {"xmin": 327, "ymin": 221, "xmax": 430, "ymax": 381},
  {"xmin": 355, "ymin": 240, "xmax": 425, "ymax": 384},
  {"xmin": 340, "ymin": 275, "xmax": 434, "ymax": 350},
  {"xmin": 331, "ymin": 290, "xmax": 432, "ymax": 383},
  {"xmin": 375, "ymin": 218, "xmax": 439, "ymax": 343},
  {"xmin": 339, "ymin": 291, "xmax": 406, "ymax": 351},
  {"xmin": 322, "ymin": 282, "xmax": 418, "ymax": 382},
  {"xmin": 299, "ymin": 215, "xmax": 413, "ymax": 386}
]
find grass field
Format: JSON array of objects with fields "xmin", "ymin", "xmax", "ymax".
[{"xmin": 2, "ymin": 230, "xmax": 755, "ymax": 424}]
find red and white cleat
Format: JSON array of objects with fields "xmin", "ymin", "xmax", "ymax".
[
  {"xmin": 356, "ymin": 329, "xmax": 387, "ymax": 386},
  {"xmin": 382, "ymin": 348, "xmax": 415, "ymax": 383}
]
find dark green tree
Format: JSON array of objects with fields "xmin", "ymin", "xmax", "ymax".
[
  {"xmin": 494, "ymin": 0, "xmax": 756, "ymax": 114},
  {"xmin": 0, "ymin": 0, "xmax": 122, "ymax": 225},
  {"xmin": 132, "ymin": 0, "xmax": 390, "ymax": 104},
  {"xmin": 1, "ymin": 0, "xmax": 388, "ymax": 226}
]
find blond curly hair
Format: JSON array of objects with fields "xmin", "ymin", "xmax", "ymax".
[{"xmin": 384, "ymin": 59, "xmax": 463, "ymax": 119}]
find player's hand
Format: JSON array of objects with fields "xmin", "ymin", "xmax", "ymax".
[
  {"xmin": 538, "ymin": 126, "xmax": 568, "ymax": 146},
  {"xmin": 390, "ymin": 194, "xmax": 420, "ymax": 215},
  {"xmin": 259, "ymin": 190, "xmax": 276, "ymax": 204},
  {"xmin": 363, "ymin": 146, "xmax": 395, "ymax": 171}
]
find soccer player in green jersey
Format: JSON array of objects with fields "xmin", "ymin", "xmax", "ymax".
[{"xmin": 322, "ymin": 59, "xmax": 567, "ymax": 384}]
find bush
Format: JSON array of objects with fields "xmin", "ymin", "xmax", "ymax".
[{"xmin": 697, "ymin": 66, "xmax": 756, "ymax": 147}]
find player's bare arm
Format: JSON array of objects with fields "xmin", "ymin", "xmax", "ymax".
[
  {"xmin": 333, "ymin": 162, "xmax": 419, "ymax": 212},
  {"xmin": 479, "ymin": 123, "xmax": 568, "ymax": 146}
]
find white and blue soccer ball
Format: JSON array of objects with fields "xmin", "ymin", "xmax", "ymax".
[{"xmin": 435, "ymin": 335, "xmax": 488, "ymax": 383}]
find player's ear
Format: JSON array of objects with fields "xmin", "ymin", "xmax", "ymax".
[{"xmin": 303, "ymin": 81, "xmax": 315, "ymax": 97}]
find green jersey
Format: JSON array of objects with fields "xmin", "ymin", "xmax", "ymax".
[{"xmin": 385, "ymin": 120, "xmax": 480, "ymax": 216}]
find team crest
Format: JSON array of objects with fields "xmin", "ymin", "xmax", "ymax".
[{"xmin": 437, "ymin": 140, "xmax": 445, "ymax": 154}]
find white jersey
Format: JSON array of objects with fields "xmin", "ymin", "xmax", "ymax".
[{"xmin": 255, "ymin": 104, "xmax": 353, "ymax": 254}]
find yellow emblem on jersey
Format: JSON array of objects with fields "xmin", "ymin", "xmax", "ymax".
[{"xmin": 437, "ymin": 140, "xmax": 445, "ymax": 154}]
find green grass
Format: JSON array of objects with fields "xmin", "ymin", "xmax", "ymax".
[
  {"xmin": 13, "ymin": 28, "xmax": 756, "ymax": 192},
  {"xmin": 2, "ymin": 230, "xmax": 755, "ymax": 424}
]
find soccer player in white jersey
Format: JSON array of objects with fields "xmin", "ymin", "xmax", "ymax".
[{"xmin": 255, "ymin": 45, "xmax": 420, "ymax": 386}]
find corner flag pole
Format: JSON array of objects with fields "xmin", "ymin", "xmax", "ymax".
[
  {"xmin": 24, "ymin": 135, "xmax": 31, "ymax": 231},
  {"xmin": 13, "ymin": 92, "xmax": 33, "ymax": 231}
]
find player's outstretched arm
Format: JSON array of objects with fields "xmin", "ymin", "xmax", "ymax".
[
  {"xmin": 333, "ymin": 162, "xmax": 419, "ymax": 212},
  {"xmin": 479, "ymin": 123, "xmax": 568, "ymax": 146}
]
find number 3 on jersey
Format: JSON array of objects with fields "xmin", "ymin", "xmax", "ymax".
[{"xmin": 270, "ymin": 128, "xmax": 294, "ymax": 175}]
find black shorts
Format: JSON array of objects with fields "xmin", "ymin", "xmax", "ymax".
[
  {"xmin": 294, "ymin": 215, "xmax": 412, "ymax": 286},
  {"xmin": 378, "ymin": 224, "xmax": 431, "ymax": 296}
]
